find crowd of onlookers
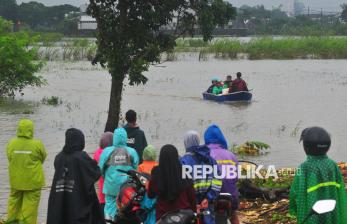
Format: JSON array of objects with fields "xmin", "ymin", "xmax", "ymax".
[{"xmin": 5, "ymin": 109, "xmax": 347, "ymax": 224}]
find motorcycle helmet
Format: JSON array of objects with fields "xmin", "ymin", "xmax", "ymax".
[{"xmin": 300, "ymin": 127, "xmax": 331, "ymax": 156}]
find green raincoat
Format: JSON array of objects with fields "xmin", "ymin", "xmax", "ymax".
[
  {"xmin": 6, "ymin": 119, "xmax": 47, "ymax": 224},
  {"xmin": 212, "ymin": 86, "xmax": 223, "ymax": 95},
  {"xmin": 290, "ymin": 155, "xmax": 347, "ymax": 224},
  {"xmin": 7, "ymin": 119, "xmax": 47, "ymax": 190}
]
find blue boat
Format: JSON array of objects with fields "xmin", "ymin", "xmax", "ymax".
[{"xmin": 202, "ymin": 91, "xmax": 252, "ymax": 103}]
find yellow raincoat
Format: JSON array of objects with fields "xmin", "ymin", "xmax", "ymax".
[{"xmin": 6, "ymin": 119, "xmax": 47, "ymax": 224}]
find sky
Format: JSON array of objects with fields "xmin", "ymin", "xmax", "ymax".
[{"xmin": 16, "ymin": 0, "xmax": 347, "ymax": 12}]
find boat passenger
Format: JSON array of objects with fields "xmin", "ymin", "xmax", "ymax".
[
  {"xmin": 99, "ymin": 128, "xmax": 139, "ymax": 221},
  {"xmin": 213, "ymin": 80, "xmax": 223, "ymax": 95},
  {"xmin": 204, "ymin": 125, "xmax": 240, "ymax": 224},
  {"xmin": 223, "ymin": 75, "xmax": 233, "ymax": 89},
  {"xmin": 47, "ymin": 128, "xmax": 105, "ymax": 224},
  {"xmin": 207, "ymin": 77, "xmax": 219, "ymax": 93},
  {"xmin": 230, "ymin": 72, "xmax": 248, "ymax": 92},
  {"xmin": 289, "ymin": 127, "xmax": 347, "ymax": 224},
  {"xmin": 138, "ymin": 145, "xmax": 158, "ymax": 175},
  {"xmin": 148, "ymin": 144, "xmax": 196, "ymax": 221},
  {"xmin": 7, "ymin": 119, "xmax": 47, "ymax": 224},
  {"xmin": 94, "ymin": 132, "xmax": 114, "ymax": 210},
  {"xmin": 181, "ymin": 131, "xmax": 222, "ymax": 224}
]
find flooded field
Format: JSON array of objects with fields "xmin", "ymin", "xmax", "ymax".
[{"xmin": 1, "ymin": 56, "xmax": 347, "ymax": 221}]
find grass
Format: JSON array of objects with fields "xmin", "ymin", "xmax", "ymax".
[
  {"xmin": 175, "ymin": 37, "xmax": 347, "ymax": 60},
  {"xmin": 41, "ymin": 96, "xmax": 62, "ymax": 106},
  {"xmin": 36, "ymin": 36, "xmax": 347, "ymax": 61}
]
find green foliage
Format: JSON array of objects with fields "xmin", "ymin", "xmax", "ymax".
[
  {"xmin": 176, "ymin": 37, "xmax": 347, "ymax": 60},
  {"xmin": 0, "ymin": 1, "xmax": 79, "ymax": 31},
  {"xmin": 41, "ymin": 96, "xmax": 62, "ymax": 106},
  {"xmin": 36, "ymin": 32, "xmax": 64, "ymax": 45},
  {"xmin": 235, "ymin": 5, "xmax": 347, "ymax": 36},
  {"xmin": 270, "ymin": 213, "xmax": 297, "ymax": 223},
  {"xmin": 0, "ymin": 16, "xmax": 13, "ymax": 34},
  {"xmin": 0, "ymin": 23, "xmax": 45, "ymax": 97}
]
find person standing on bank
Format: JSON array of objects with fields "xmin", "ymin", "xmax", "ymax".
[
  {"xmin": 47, "ymin": 128, "xmax": 105, "ymax": 224},
  {"xmin": 124, "ymin": 109, "xmax": 148, "ymax": 163},
  {"xmin": 6, "ymin": 119, "xmax": 47, "ymax": 224}
]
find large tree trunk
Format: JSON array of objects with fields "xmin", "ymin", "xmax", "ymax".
[{"xmin": 104, "ymin": 76, "xmax": 124, "ymax": 132}]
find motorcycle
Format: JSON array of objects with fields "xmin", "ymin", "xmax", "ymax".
[
  {"xmin": 214, "ymin": 193, "xmax": 233, "ymax": 224},
  {"xmin": 105, "ymin": 169, "xmax": 151, "ymax": 224},
  {"xmin": 156, "ymin": 209, "xmax": 196, "ymax": 224}
]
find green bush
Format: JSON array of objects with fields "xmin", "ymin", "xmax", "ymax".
[
  {"xmin": 41, "ymin": 96, "xmax": 62, "ymax": 105},
  {"xmin": 0, "ymin": 20, "xmax": 45, "ymax": 97}
]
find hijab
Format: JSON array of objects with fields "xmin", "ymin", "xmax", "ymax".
[{"xmin": 63, "ymin": 128, "xmax": 85, "ymax": 153}]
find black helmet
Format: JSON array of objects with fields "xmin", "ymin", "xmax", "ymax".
[{"xmin": 300, "ymin": 127, "xmax": 331, "ymax": 156}]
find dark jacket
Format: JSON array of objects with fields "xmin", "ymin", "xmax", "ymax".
[
  {"xmin": 47, "ymin": 128, "xmax": 105, "ymax": 224},
  {"xmin": 124, "ymin": 124, "xmax": 147, "ymax": 163}
]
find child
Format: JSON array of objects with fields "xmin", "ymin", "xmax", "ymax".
[
  {"xmin": 290, "ymin": 127, "xmax": 347, "ymax": 224},
  {"xmin": 94, "ymin": 132, "xmax": 113, "ymax": 209},
  {"xmin": 138, "ymin": 145, "xmax": 158, "ymax": 175}
]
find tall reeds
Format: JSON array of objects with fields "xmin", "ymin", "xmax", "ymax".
[{"xmin": 175, "ymin": 37, "xmax": 347, "ymax": 59}]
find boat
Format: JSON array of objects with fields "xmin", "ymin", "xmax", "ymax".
[{"xmin": 202, "ymin": 91, "xmax": 252, "ymax": 103}]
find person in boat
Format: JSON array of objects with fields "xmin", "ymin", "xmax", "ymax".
[
  {"xmin": 47, "ymin": 128, "xmax": 105, "ymax": 224},
  {"xmin": 213, "ymin": 80, "xmax": 224, "ymax": 95},
  {"xmin": 124, "ymin": 109, "xmax": 148, "ymax": 164},
  {"xmin": 223, "ymin": 75, "xmax": 233, "ymax": 89},
  {"xmin": 93, "ymin": 132, "xmax": 114, "ymax": 210},
  {"xmin": 181, "ymin": 131, "xmax": 222, "ymax": 224},
  {"xmin": 7, "ymin": 119, "xmax": 47, "ymax": 224},
  {"xmin": 230, "ymin": 72, "xmax": 248, "ymax": 92},
  {"xmin": 204, "ymin": 125, "xmax": 240, "ymax": 224},
  {"xmin": 148, "ymin": 144, "xmax": 196, "ymax": 221},
  {"xmin": 207, "ymin": 77, "xmax": 219, "ymax": 93},
  {"xmin": 99, "ymin": 128, "xmax": 139, "ymax": 221},
  {"xmin": 289, "ymin": 127, "xmax": 347, "ymax": 224}
]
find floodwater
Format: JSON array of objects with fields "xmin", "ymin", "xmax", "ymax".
[{"xmin": 1, "ymin": 55, "xmax": 347, "ymax": 221}]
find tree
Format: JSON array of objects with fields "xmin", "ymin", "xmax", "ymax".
[
  {"xmin": 88, "ymin": 0, "xmax": 236, "ymax": 132},
  {"xmin": 0, "ymin": 17, "xmax": 44, "ymax": 97},
  {"xmin": 0, "ymin": 0, "xmax": 18, "ymax": 21},
  {"xmin": 341, "ymin": 4, "xmax": 347, "ymax": 22},
  {"xmin": 0, "ymin": 16, "xmax": 13, "ymax": 34},
  {"xmin": 17, "ymin": 1, "xmax": 79, "ymax": 30}
]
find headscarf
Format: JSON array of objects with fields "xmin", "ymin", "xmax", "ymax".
[
  {"xmin": 204, "ymin": 124, "xmax": 228, "ymax": 149},
  {"xmin": 151, "ymin": 144, "xmax": 192, "ymax": 202},
  {"xmin": 184, "ymin": 130, "xmax": 200, "ymax": 150},
  {"xmin": 63, "ymin": 128, "xmax": 85, "ymax": 153},
  {"xmin": 143, "ymin": 145, "xmax": 157, "ymax": 161},
  {"xmin": 99, "ymin": 132, "xmax": 113, "ymax": 149}
]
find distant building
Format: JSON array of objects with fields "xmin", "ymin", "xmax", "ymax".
[{"xmin": 78, "ymin": 15, "xmax": 97, "ymax": 30}]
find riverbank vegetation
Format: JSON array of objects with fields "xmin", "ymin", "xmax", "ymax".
[
  {"xmin": 175, "ymin": 37, "xmax": 347, "ymax": 59},
  {"xmin": 0, "ymin": 17, "xmax": 45, "ymax": 98}
]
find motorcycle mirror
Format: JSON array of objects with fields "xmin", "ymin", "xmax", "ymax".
[{"xmin": 312, "ymin": 200, "xmax": 336, "ymax": 214}]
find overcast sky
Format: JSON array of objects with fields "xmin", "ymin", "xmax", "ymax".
[{"xmin": 16, "ymin": 0, "xmax": 347, "ymax": 12}]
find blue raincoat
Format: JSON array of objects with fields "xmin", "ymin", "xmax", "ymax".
[
  {"xmin": 204, "ymin": 125, "xmax": 228, "ymax": 149},
  {"xmin": 181, "ymin": 145, "xmax": 222, "ymax": 224},
  {"xmin": 99, "ymin": 128, "xmax": 139, "ymax": 220}
]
